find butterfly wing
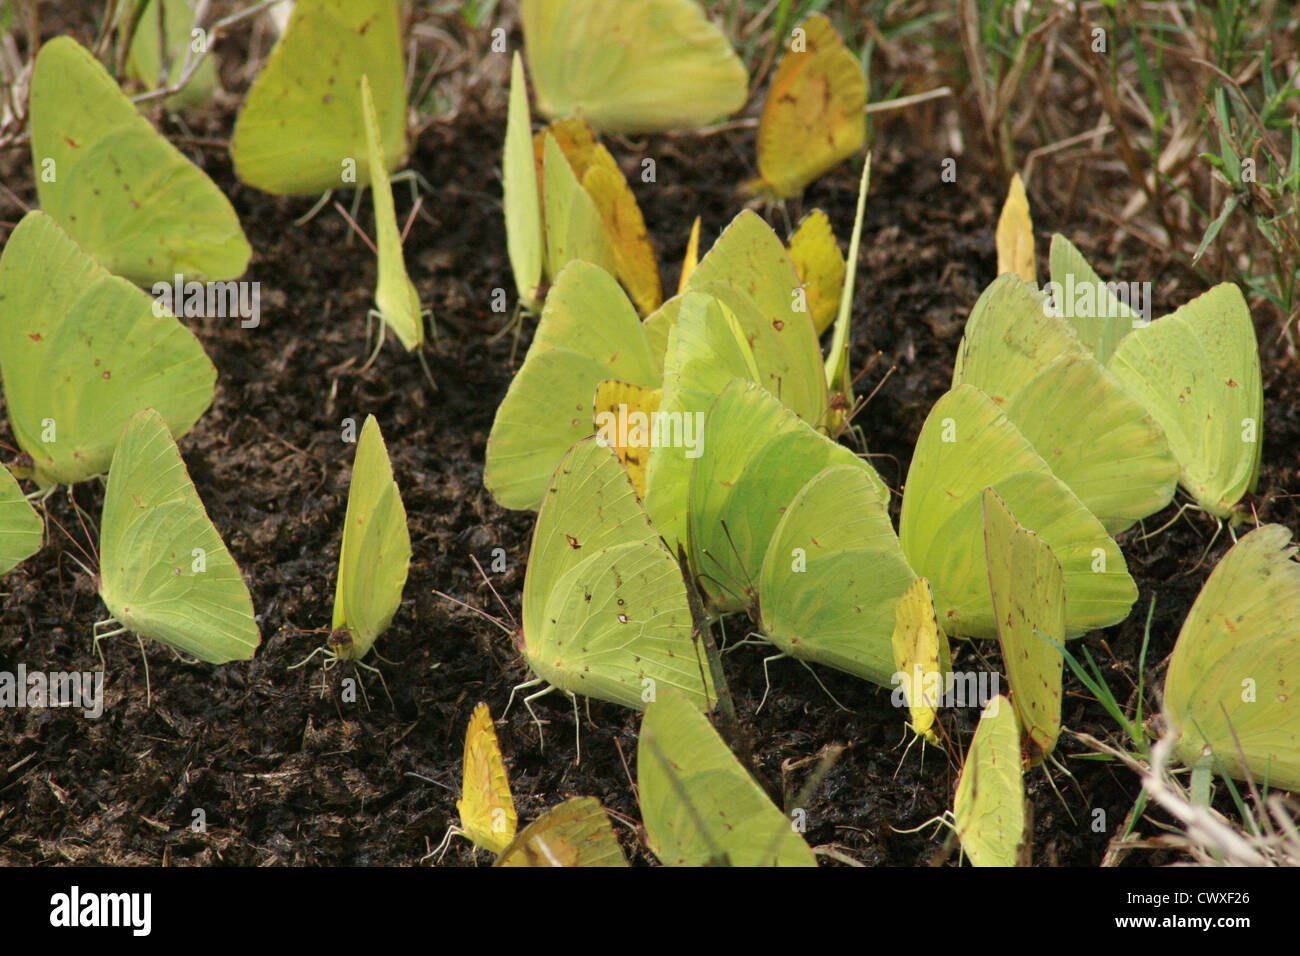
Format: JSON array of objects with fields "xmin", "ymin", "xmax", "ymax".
[{"xmin": 98, "ymin": 410, "xmax": 259, "ymax": 663}]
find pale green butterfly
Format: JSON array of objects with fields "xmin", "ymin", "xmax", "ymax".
[
  {"xmin": 514, "ymin": 436, "xmax": 714, "ymax": 716},
  {"xmin": 638, "ymin": 689, "xmax": 816, "ymax": 866},
  {"xmin": 360, "ymin": 73, "xmax": 424, "ymax": 353},
  {"xmin": 900, "ymin": 385, "xmax": 1136, "ymax": 639},
  {"xmin": 96, "ymin": 409, "xmax": 259, "ymax": 663},
  {"xmin": 125, "ymin": 0, "xmax": 220, "ymax": 110},
  {"xmin": 329, "ymin": 415, "xmax": 410, "ymax": 661},
  {"xmin": 1046, "ymin": 233, "xmax": 1137, "ymax": 366},
  {"xmin": 0, "ymin": 211, "xmax": 216, "ymax": 488},
  {"xmin": 687, "ymin": 379, "xmax": 890, "ymax": 618},
  {"xmin": 521, "ymin": 0, "xmax": 747, "ymax": 134},
  {"xmin": 1106, "ymin": 283, "xmax": 1263, "ymax": 521},
  {"xmin": 953, "ymin": 273, "xmax": 1178, "ymax": 534},
  {"xmin": 504, "ymin": 53, "xmax": 546, "ymax": 315},
  {"xmin": 643, "ymin": 290, "xmax": 763, "ymax": 554},
  {"xmin": 502, "ymin": 56, "xmax": 656, "ymax": 319},
  {"xmin": 30, "ymin": 36, "xmax": 249, "ymax": 284},
  {"xmin": 485, "ymin": 260, "xmax": 659, "ymax": 511},
  {"xmin": 982, "ymin": 487, "xmax": 1065, "ymax": 765},
  {"xmin": 1163, "ymin": 524, "xmax": 1300, "ymax": 792},
  {"xmin": 953, "ymin": 695, "xmax": 1028, "ymax": 866},
  {"xmin": 0, "ymin": 466, "xmax": 43, "ymax": 576},
  {"xmin": 645, "ymin": 210, "xmax": 829, "ymax": 431},
  {"xmin": 759, "ymin": 461, "xmax": 917, "ymax": 687},
  {"xmin": 230, "ymin": 0, "xmax": 406, "ymax": 195}
]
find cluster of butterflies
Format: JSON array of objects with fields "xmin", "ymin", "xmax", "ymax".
[
  {"xmin": 1, "ymin": 0, "xmax": 1296, "ymax": 867},
  {"xmin": 478, "ymin": 47, "xmax": 1297, "ymax": 861},
  {"xmin": 0, "ymin": 0, "xmax": 425, "ymax": 666}
]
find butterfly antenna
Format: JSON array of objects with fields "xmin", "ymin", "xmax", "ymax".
[
  {"xmin": 694, "ymin": 567, "xmax": 748, "ymax": 617},
  {"xmin": 331, "ymin": 199, "xmax": 379, "ymax": 256},
  {"xmin": 612, "ymin": 736, "xmax": 638, "ymax": 803},
  {"xmin": 292, "ymin": 188, "xmax": 334, "ymax": 226},
  {"xmin": 433, "ymin": 589, "xmax": 514, "ymax": 638},
  {"xmin": 41, "ymin": 505, "xmax": 97, "ymax": 579},
  {"xmin": 698, "ymin": 518, "xmax": 759, "ymax": 609},
  {"xmin": 65, "ymin": 484, "xmax": 100, "ymax": 564},
  {"xmin": 404, "ymin": 771, "xmax": 455, "ymax": 793},
  {"xmin": 0, "ymin": 179, "xmax": 31, "ymax": 214},
  {"xmin": 676, "ymin": 543, "xmax": 735, "ymax": 725},
  {"xmin": 470, "ymin": 554, "xmax": 520, "ymax": 631},
  {"xmin": 848, "ymin": 362, "xmax": 896, "ymax": 420}
]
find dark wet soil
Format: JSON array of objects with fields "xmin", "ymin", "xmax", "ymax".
[{"xmin": 2, "ymin": 11, "xmax": 1298, "ymax": 867}]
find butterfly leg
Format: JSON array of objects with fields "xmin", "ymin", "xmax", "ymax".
[
  {"xmin": 286, "ymin": 644, "xmax": 331, "ymax": 671},
  {"xmin": 755, "ymin": 652, "xmax": 787, "ymax": 714},
  {"xmin": 420, "ymin": 825, "xmax": 464, "ymax": 865},
  {"xmin": 722, "ymin": 629, "xmax": 769, "ymax": 656},
  {"xmin": 502, "ymin": 676, "xmax": 543, "ymax": 719},
  {"xmin": 421, "ymin": 302, "xmax": 440, "ymax": 353},
  {"xmin": 353, "ymin": 656, "xmax": 395, "ymax": 710},
  {"xmin": 794, "ymin": 658, "xmax": 851, "ymax": 712},
  {"xmin": 568, "ymin": 691, "xmax": 582, "ymax": 766},
  {"xmin": 361, "ymin": 309, "xmax": 388, "ymax": 371},
  {"xmin": 416, "ymin": 345, "xmax": 439, "ymax": 391},
  {"xmin": 1037, "ymin": 758, "xmax": 1078, "ymax": 824},
  {"xmin": 1136, "ymin": 501, "xmax": 1194, "ymax": 542},
  {"xmin": 345, "ymin": 185, "xmax": 367, "ymax": 246},
  {"xmin": 892, "ymin": 730, "xmax": 923, "ymax": 781},
  {"xmin": 292, "ymin": 189, "xmax": 334, "ymax": 227},
  {"xmin": 1184, "ymin": 517, "xmax": 1224, "ymax": 576},
  {"xmin": 92, "ymin": 618, "xmax": 127, "ymax": 669},
  {"xmin": 389, "ymin": 168, "xmax": 431, "ymax": 214},
  {"xmin": 522, "ymin": 683, "xmax": 558, "ymax": 752},
  {"xmin": 135, "ymin": 634, "xmax": 152, "ymax": 709}
]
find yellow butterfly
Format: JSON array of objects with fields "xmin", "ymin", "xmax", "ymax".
[
  {"xmin": 431, "ymin": 703, "xmax": 517, "ymax": 859},
  {"xmin": 747, "ymin": 15, "xmax": 866, "ymax": 199},
  {"xmin": 593, "ymin": 380, "xmax": 663, "ymax": 499},
  {"xmin": 787, "ymin": 209, "xmax": 846, "ymax": 335},
  {"xmin": 996, "ymin": 173, "xmax": 1036, "ymax": 284},
  {"xmin": 890, "ymin": 577, "xmax": 951, "ymax": 744},
  {"xmin": 532, "ymin": 119, "xmax": 662, "ymax": 315}
]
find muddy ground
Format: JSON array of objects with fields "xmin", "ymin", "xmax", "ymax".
[{"xmin": 2, "ymin": 11, "xmax": 1298, "ymax": 867}]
